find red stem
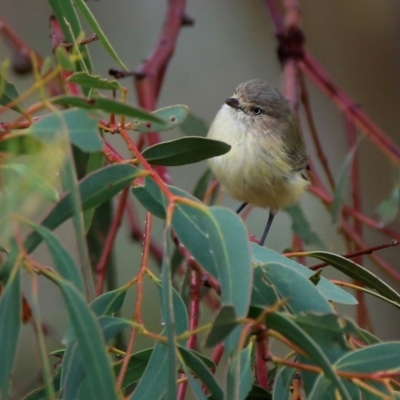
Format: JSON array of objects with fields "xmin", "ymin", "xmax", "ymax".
[
  {"xmin": 95, "ymin": 187, "xmax": 130, "ymax": 296},
  {"xmin": 256, "ymin": 340, "xmax": 269, "ymax": 391}
]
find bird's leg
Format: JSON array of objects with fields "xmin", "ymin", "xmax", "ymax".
[
  {"xmin": 236, "ymin": 202, "xmax": 248, "ymax": 214},
  {"xmin": 259, "ymin": 211, "xmax": 275, "ymax": 246}
]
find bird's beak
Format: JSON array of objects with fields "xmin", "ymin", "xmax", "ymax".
[{"xmin": 225, "ymin": 97, "xmax": 241, "ymax": 110}]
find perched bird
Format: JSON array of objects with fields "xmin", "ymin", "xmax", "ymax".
[{"xmin": 207, "ymin": 79, "xmax": 309, "ymax": 246}]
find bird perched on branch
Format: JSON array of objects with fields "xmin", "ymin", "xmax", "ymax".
[{"xmin": 207, "ymin": 79, "xmax": 309, "ymax": 246}]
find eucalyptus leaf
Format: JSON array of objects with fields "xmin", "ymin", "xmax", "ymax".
[{"xmin": 142, "ymin": 137, "xmax": 231, "ymax": 166}]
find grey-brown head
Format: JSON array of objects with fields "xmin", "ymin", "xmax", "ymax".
[{"xmin": 225, "ymin": 79, "xmax": 292, "ymax": 121}]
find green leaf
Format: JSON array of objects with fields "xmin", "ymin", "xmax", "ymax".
[
  {"xmin": 179, "ymin": 112, "xmax": 208, "ymax": 137},
  {"xmin": 337, "ymin": 342, "xmax": 400, "ymax": 372},
  {"xmin": 142, "ymin": 137, "xmax": 231, "ymax": 166},
  {"xmin": 304, "ymin": 251, "xmax": 400, "ymax": 305},
  {"xmin": 133, "ymin": 105, "xmax": 189, "ymax": 132},
  {"xmin": 246, "ymin": 386, "xmax": 272, "ymax": 400},
  {"xmin": 47, "ymin": 0, "xmax": 93, "ymax": 73},
  {"xmin": 29, "ymin": 108, "xmax": 102, "ymax": 153},
  {"xmin": 153, "ymin": 275, "xmax": 188, "ymax": 343},
  {"xmin": 52, "ymin": 95, "xmax": 163, "ymax": 123},
  {"xmin": 0, "ymin": 133, "xmax": 45, "ymax": 155},
  {"xmin": 160, "ymin": 228, "xmax": 178, "ymax": 400},
  {"xmin": 55, "ymin": 46, "xmax": 75, "ymax": 72},
  {"xmin": 24, "ymin": 164, "xmax": 141, "ymax": 253},
  {"xmin": 266, "ymin": 312, "xmax": 351, "ymax": 400},
  {"xmin": 130, "ymin": 342, "xmax": 168, "ymax": 399},
  {"xmin": 284, "ymin": 204, "xmax": 325, "ymax": 248},
  {"xmin": 273, "ymin": 367, "xmax": 295, "ymax": 400},
  {"xmin": 376, "ymin": 169, "xmax": 400, "ymax": 225},
  {"xmin": 179, "ymin": 347, "xmax": 224, "ymax": 400},
  {"xmin": 113, "ymin": 348, "xmax": 153, "ymax": 390},
  {"xmin": 192, "ymin": 168, "xmax": 213, "ymax": 201},
  {"xmin": 25, "ymin": 222, "xmax": 83, "ymax": 293},
  {"xmin": 0, "ymin": 268, "xmax": 21, "ymax": 398},
  {"xmin": 68, "ymin": 72, "xmax": 123, "ymax": 90},
  {"xmin": 227, "ymin": 342, "xmax": 254, "ymax": 400},
  {"xmin": 73, "ymin": 0, "xmax": 128, "ymax": 71},
  {"xmin": 0, "ymin": 74, "xmax": 23, "ymax": 113},
  {"xmin": 90, "ymin": 285, "xmax": 128, "ymax": 317},
  {"xmin": 293, "ymin": 314, "xmax": 349, "ymax": 351},
  {"xmin": 331, "ymin": 145, "xmax": 359, "ymax": 223},
  {"xmin": 260, "ymin": 262, "xmax": 333, "ymax": 315},
  {"xmin": 54, "ymin": 278, "xmax": 118, "ymax": 400},
  {"xmin": 182, "ymin": 364, "xmax": 208, "ymax": 400},
  {"xmin": 251, "ymin": 244, "xmax": 357, "ymax": 305},
  {"xmin": 251, "ymin": 267, "xmax": 280, "ymax": 308},
  {"xmin": 1, "ymin": 163, "xmax": 59, "ymax": 203},
  {"xmin": 23, "ymin": 368, "xmax": 61, "ymax": 400},
  {"xmin": 205, "ymin": 305, "xmax": 238, "ymax": 347}
]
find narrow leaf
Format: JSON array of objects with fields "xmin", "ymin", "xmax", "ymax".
[
  {"xmin": 68, "ymin": 72, "xmax": 123, "ymax": 90},
  {"xmin": 205, "ymin": 305, "xmax": 238, "ymax": 347},
  {"xmin": 52, "ymin": 96, "xmax": 163, "ymax": 123},
  {"xmin": 73, "ymin": 0, "xmax": 128, "ymax": 71},
  {"xmin": 304, "ymin": 251, "xmax": 400, "ymax": 304},
  {"xmin": 179, "ymin": 112, "xmax": 208, "ymax": 137},
  {"xmin": 142, "ymin": 137, "xmax": 231, "ymax": 166},
  {"xmin": 331, "ymin": 145, "xmax": 359, "ymax": 223},
  {"xmin": 54, "ymin": 278, "xmax": 118, "ymax": 400},
  {"xmin": 24, "ymin": 164, "xmax": 141, "ymax": 253},
  {"xmin": 0, "ymin": 268, "xmax": 21, "ymax": 398},
  {"xmin": 179, "ymin": 347, "xmax": 224, "ymax": 400}
]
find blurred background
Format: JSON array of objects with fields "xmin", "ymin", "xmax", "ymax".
[{"xmin": 1, "ymin": 0, "xmax": 400, "ymax": 396}]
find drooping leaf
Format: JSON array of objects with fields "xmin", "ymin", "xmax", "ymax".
[
  {"xmin": 179, "ymin": 347, "xmax": 224, "ymax": 400},
  {"xmin": 0, "ymin": 74, "xmax": 24, "ymax": 113},
  {"xmin": 130, "ymin": 342, "xmax": 168, "ymax": 399},
  {"xmin": 179, "ymin": 112, "xmax": 208, "ymax": 137},
  {"xmin": 25, "ymin": 222, "xmax": 83, "ymax": 293},
  {"xmin": 331, "ymin": 145, "xmax": 359, "ymax": 224},
  {"xmin": 1, "ymin": 163, "xmax": 59, "ymax": 203},
  {"xmin": 285, "ymin": 204, "xmax": 325, "ymax": 248},
  {"xmin": 55, "ymin": 46, "xmax": 75, "ymax": 72},
  {"xmin": 68, "ymin": 72, "xmax": 123, "ymax": 90},
  {"xmin": 47, "ymin": 0, "xmax": 93, "ymax": 73},
  {"xmin": 227, "ymin": 342, "xmax": 254, "ymax": 400},
  {"xmin": 0, "ymin": 133, "xmax": 45, "ymax": 155},
  {"xmin": 192, "ymin": 168, "xmax": 213, "ymax": 201},
  {"xmin": 0, "ymin": 268, "xmax": 21, "ymax": 398},
  {"xmin": 29, "ymin": 108, "xmax": 102, "ymax": 153},
  {"xmin": 376, "ymin": 170, "xmax": 400, "ymax": 225},
  {"xmin": 54, "ymin": 278, "xmax": 118, "ymax": 400},
  {"xmin": 266, "ymin": 312, "xmax": 351, "ymax": 400},
  {"xmin": 273, "ymin": 367, "xmax": 295, "ymax": 400},
  {"xmin": 205, "ymin": 305, "xmax": 238, "ymax": 348},
  {"xmin": 24, "ymin": 164, "xmax": 141, "ymax": 253},
  {"xmin": 160, "ymin": 228, "xmax": 178, "ymax": 400},
  {"xmin": 142, "ymin": 137, "xmax": 231, "ymax": 166},
  {"xmin": 182, "ymin": 364, "xmax": 208, "ymax": 400},
  {"xmin": 52, "ymin": 96, "xmax": 163, "ymax": 124},
  {"xmin": 133, "ymin": 105, "xmax": 189, "ymax": 132}
]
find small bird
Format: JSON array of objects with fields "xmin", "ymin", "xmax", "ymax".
[{"xmin": 207, "ymin": 79, "xmax": 309, "ymax": 246}]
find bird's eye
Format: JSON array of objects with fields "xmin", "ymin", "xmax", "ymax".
[{"xmin": 252, "ymin": 106, "xmax": 262, "ymax": 115}]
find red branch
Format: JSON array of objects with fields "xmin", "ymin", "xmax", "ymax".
[
  {"xmin": 95, "ymin": 187, "xmax": 130, "ymax": 296},
  {"xmin": 133, "ymin": 0, "xmax": 191, "ymax": 183}
]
